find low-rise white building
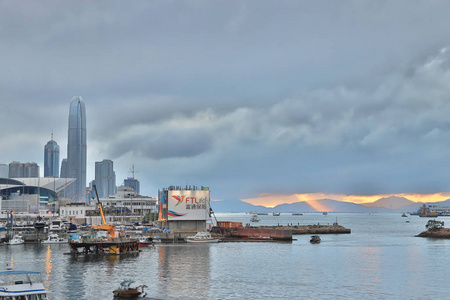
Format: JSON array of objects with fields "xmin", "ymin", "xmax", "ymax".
[{"xmin": 60, "ymin": 186, "xmax": 158, "ymax": 225}]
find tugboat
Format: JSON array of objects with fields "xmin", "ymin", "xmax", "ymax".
[{"xmin": 113, "ymin": 280, "xmax": 147, "ymax": 298}]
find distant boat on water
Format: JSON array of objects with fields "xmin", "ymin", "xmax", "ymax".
[
  {"xmin": 292, "ymin": 213, "xmax": 303, "ymax": 216},
  {"xmin": 250, "ymin": 214, "xmax": 260, "ymax": 222},
  {"xmin": 273, "ymin": 212, "xmax": 281, "ymax": 216},
  {"xmin": 419, "ymin": 204, "xmax": 438, "ymax": 217}
]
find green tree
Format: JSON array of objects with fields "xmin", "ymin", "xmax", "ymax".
[{"xmin": 426, "ymin": 220, "xmax": 444, "ymax": 231}]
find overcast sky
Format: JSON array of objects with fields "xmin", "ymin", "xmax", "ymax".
[{"xmin": 2, "ymin": 1, "xmax": 450, "ymax": 205}]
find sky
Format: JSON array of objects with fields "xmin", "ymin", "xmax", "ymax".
[{"xmin": 2, "ymin": 1, "xmax": 450, "ymax": 206}]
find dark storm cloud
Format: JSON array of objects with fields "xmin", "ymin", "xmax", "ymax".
[{"xmin": 2, "ymin": 1, "xmax": 450, "ymax": 199}]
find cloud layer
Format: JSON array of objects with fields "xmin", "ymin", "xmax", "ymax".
[{"xmin": 1, "ymin": 2, "xmax": 450, "ymax": 201}]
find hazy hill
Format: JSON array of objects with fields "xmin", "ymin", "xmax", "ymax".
[
  {"xmin": 210, "ymin": 199, "xmax": 270, "ymax": 213},
  {"xmin": 272, "ymin": 199, "xmax": 377, "ymax": 213},
  {"xmin": 211, "ymin": 196, "xmax": 430, "ymax": 213},
  {"xmin": 362, "ymin": 196, "xmax": 416, "ymax": 209}
]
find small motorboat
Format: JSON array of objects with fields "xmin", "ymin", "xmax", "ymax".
[
  {"xmin": 8, "ymin": 235, "xmax": 25, "ymax": 245},
  {"xmin": 0, "ymin": 270, "xmax": 49, "ymax": 299},
  {"xmin": 273, "ymin": 212, "xmax": 281, "ymax": 216},
  {"xmin": 310, "ymin": 235, "xmax": 321, "ymax": 244},
  {"xmin": 250, "ymin": 214, "xmax": 260, "ymax": 222},
  {"xmin": 113, "ymin": 280, "xmax": 147, "ymax": 298},
  {"xmin": 185, "ymin": 232, "xmax": 220, "ymax": 243},
  {"xmin": 138, "ymin": 236, "xmax": 154, "ymax": 247},
  {"xmin": 41, "ymin": 233, "xmax": 67, "ymax": 244}
]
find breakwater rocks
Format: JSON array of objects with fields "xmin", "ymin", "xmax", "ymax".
[
  {"xmin": 416, "ymin": 228, "xmax": 450, "ymax": 238},
  {"xmin": 270, "ymin": 224, "xmax": 351, "ymax": 235}
]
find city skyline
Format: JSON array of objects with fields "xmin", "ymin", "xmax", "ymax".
[{"xmin": 2, "ymin": 3, "xmax": 450, "ymax": 206}]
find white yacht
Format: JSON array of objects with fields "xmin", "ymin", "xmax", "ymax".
[
  {"xmin": 185, "ymin": 232, "xmax": 220, "ymax": 243},
  {"xmin": 0, "ymin": 270, "xmax": 49, "ymax": 299},
  {"xmin": 49, "ymin": 219, "xmax": 66, "ymax": 231},
  {"xmin": 8, "ymin": 235, "xmax": 24, "ymax": 245},
  {"xmin": 41, "ymin": 233, "xmax": 66, "ymax": 244}
]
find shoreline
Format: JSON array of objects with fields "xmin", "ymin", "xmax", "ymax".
[{"xmin": 416, "ymin": 228, "xmax": 450, "ymax": 238}]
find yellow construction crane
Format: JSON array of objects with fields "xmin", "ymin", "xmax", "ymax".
[{"xmin": 91, "ymin": 185, "xmax": 117, "ymax": 238}]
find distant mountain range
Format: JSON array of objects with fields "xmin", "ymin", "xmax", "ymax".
[{"xmin": 210, "ymin": 196, "xmax": 450, "ymax": 213}]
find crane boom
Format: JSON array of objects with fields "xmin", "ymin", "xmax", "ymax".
[{"xmin": 91, "ymin": 185, "xmax": 116, "ymax": 238}]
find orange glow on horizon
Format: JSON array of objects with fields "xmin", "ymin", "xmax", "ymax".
[{"xmin": 241, "ymin": 192, "xmax": 450, "ymax": 209}]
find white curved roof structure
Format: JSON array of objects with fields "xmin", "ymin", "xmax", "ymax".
[{"xmin": 0, "ymin": 178, "xmax": 76, "ymax": 194}]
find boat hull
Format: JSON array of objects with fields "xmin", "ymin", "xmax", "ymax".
[{"xmin": 186, "ymin": 238, "xmax": 219, "ymax": 243}]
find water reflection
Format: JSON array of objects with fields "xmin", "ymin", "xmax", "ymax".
[
  {"xmin": 157, "ymin": 244, "xmax": 211, "ymax": 299},
  {"xmin": 44, "ymin": 246, "xmax": 52, "ymax": 291}
]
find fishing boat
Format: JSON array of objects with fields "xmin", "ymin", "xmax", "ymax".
[
  {"xmin": 138, "ymin": 236, "xmax": 154, "ymax": 247},
  {"xmin": 185, "ymin": 232, "xmax": 219, "ymax": 243},
  {"xmin": 41, "ymin": 233, "xmax": 66, "ymax": 244},
  {"xmin": 8, "ymin": 235, "xmax": 24, "ymax": 245},
  {"xmin": 0, "ymin": 270, "xmax": 49, "ymax": 299},
  {"xmin": 310, "ymin": 235, "xmax": 321, "ymax": 244},
  {"xmin": 113, "ymin": 280, "xmax": 147, "ymax": 298}
]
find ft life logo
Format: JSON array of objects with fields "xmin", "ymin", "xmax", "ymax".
[{"xmin": 172, "ymin": 195, "xmax": 208, "ymax": 210}]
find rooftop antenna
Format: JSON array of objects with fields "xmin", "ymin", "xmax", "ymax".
[{"xmin": 129, "ymin": 164, "xmax": 139, "ymax": 179}]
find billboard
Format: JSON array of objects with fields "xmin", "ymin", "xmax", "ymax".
[{"xmin": 167, "ymin": 190, "xmax": 210, "ymax": 221}]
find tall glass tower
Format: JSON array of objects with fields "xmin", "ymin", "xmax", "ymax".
[
  {"xmin": 95, "ymin": 159, "xmax": 116, "ymax": 198},
  {"xmin": 66, "ymin": 96, "xmax": 87, "ymax": 201},
  {"xmin": 44, "ymin": 134, "xmax": 60, "ymax": 177}
]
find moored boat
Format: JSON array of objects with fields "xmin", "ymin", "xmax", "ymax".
[
  {"xmin": 0, "ymin": 270, "xmax": 49, "ymax": 299},
  {"xmin": 113, "ymin": 280, "xmax": 147, "ymax": 298},
  {"xmin": 8, "ymin": 235, "xmax": 24, "ymax": 245},
  {"xmin": 138, "ymin": 236, "xmax": 154, "ymax": 247},
  {"xmin": 41, "ymin": 233, "xmax": 66, "ymax": 244},
  {"xmin": 186, "ymin": 231, "xmax": 219, "ymax": 243}
]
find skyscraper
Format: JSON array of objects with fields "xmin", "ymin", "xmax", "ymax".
[
  {"xmin": 8, "ymin": 162, "xmax": 39, "ymax": 178},
  {"xmin": 124, "ymin": 177, "xmax": 140, "ymax": 194},
  {"xmin": 60, "ymin": 159, "xmax": 68, "ymax": 179},
  {"xmin": 44, "ymin": 134, "xmax": 60, "ymax": 177},
  {"xmin": 65, "ymin": 96, "xmax": 87, "ymax": 201},
  {"xmin": 95, "ymin": 159, "xmax": 116, "ymax": 198}
]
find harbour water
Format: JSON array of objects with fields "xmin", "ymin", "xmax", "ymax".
[{"xmin": 1, "ymin": 213, "xmax": 450, "ymax": 299}]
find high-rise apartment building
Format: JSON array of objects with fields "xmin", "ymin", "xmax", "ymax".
[
  {"xmin": 44, "ymin": 135, "xmax": 60, "ymax": 177},
  {"xmin": 63, "ymin": 96, "xmax": 87, "ymax": 201},
  {"xmin": 124, "ymin": 177, "xmax": 140, "ymax": 194},
  {"xmin": 0, "ymin": 163, "xmax": 8, "ymax": 178},
  {"xmin": 95, "ymin": 159, "xmax": 116, "ymax": 198},
  {"xmin": 8, "ymin": 162, "xmax": 40, "ymax": 178}
]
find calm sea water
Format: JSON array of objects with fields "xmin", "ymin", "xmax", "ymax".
[{"xmin": 1, "ymin": 213, "xmax": 449, "ymax": 299}]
